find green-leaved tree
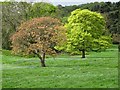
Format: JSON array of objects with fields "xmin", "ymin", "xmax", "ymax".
[
  {"xmin": 29, "ymin": 2, "xmax": 57, "ymax": 18},
  {"xmin": 65, "ymin": 9, "xmax": 111, "ymax": 58}
]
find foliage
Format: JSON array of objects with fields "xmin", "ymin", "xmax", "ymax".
[
  {"xmin": 64, "ymin": 9, "xmax": 111, "ymax": 58},
  {"xmin": 1, "ymin": 2, "xmax": 58, "ymax": 50},
  {"xmin": 57, "ymin": 1, "xmax": 120, "ymax": 43},
  {"xmin": 2, "ymin": 2, "xmax": 31, "ymax": 49},
  {"xmin": 10, "ymin": 17, "xmax": 66, "ymax": 67},
  {"xmin": 29, "ymin": 2, "xmax": 57, "ymax": 18},
  {"xmin": 2, "ymin": 1, "xmax": 120, "ymax": 50},
  {"xmin": 112, "ymin": 34, "xmax": 120, "ymax": 44}
]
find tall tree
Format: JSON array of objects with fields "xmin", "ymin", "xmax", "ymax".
[
  {"xmin": 10, "ymin": 17, "xmax": 66, "ymax": 67},
  {"xmin": 65, "ymin": 9, "xmax": 111, "ymax": 58},
  {"xmin": 2, "ymin": 2, "xmax": 31, "ymax": 49}
]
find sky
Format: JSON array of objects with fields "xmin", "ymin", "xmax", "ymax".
[
  {"xmin": 0, "ymin": 0, "xmax": 120, "ymax": 6},
  {"xmin": 49, "ymin": 0, "xmax": 120, "ymax": 6}
]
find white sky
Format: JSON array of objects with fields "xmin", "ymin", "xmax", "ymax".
[{"xmin": 0, "ymin": 0, "xmax": 119, "ymax": 6}]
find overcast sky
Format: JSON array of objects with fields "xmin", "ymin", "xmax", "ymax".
[
  {"xmin": 1, "ymin": 0, "xmax": 120, "ymax": 6},
  {"xmin": 49, "ymin": 0, "xmax": 120, "ymax": 6}
]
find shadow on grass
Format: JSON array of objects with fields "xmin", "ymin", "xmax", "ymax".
[{"xmin": 46, "ymin": 63, "xmax": 90, "ymax": 68}]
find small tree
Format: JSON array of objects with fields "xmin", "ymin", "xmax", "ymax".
[
  {"xmin": 65, "ymin": 9, "xmax": 111, "ymax": 58},
  {"xmin": 10, "ymin": 17, "xmax": 66, "ymax": 67}
]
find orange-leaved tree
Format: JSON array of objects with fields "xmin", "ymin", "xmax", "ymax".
[{"xmin": 10, "ymin": 17, "xmax": 66, "ymax": 67}]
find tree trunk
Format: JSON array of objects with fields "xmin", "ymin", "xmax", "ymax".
[
  {"xmin": 82, "ymin": 49, "xmax": 85, "ymax": 58},
  {"xmin": 35, "ymin": 52, "xmax": 46, "ymax": 67},
  {"xmin": 40, "ymin": 52, "xmax": 46, "ymax": 67},
  {"xmin": 118, "ymin": 44, "xmax": 120, "ymax": 52},
  {"xmin": 40, "ymin": 59, "xmax": 46, "ymax": 67}
]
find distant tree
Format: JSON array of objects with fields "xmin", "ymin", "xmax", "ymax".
[
  {"xmin": 65, "ymin": 9, "xmax": 111, "ymax": 58},
  {"xmin": 2, "ymin": 2, "xmax": 31, "ymax": 49},
  {"xmin": 57, "ymin": 4, "xmax": 79, "ymax": 18},
  {"xmin": 112, "ymin": 34, "xmax": 120, "ymax": 44},
  {"xmin": 10, "ymin": 17, "xmax": 66, "ymax": 67},
  {"xmin": 29, "ymin": 2, "xmax": 57, "ymax": 18}
]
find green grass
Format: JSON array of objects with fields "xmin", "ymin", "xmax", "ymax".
[{"xmin": 2, "ymin": 45, "xmax": 118, "ymax": 88}]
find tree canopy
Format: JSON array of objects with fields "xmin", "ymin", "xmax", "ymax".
[
  {"xmin": 64, "ymin": 9, "xmax": 111, "ymax": 58},
  {"xmin": 10, "ymin": 17, "xmax": 66, "ymax": 67},
  {"xmin": 2, "ymin": 2, "xmax": 31, "ymax": 49},
  {"xmin": 29, "ymin": 2, "xmax": 57, "ymax": 18},
  {"xmin": 57, "ymin": 1, "xmax": 120, "ymax": 43},
  {"xmin": 1, "ymin": 1, "xmax": 119, "ymax": 50}
]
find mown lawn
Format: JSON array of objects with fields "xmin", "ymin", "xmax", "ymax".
[{"xmin": 2, "ymin": 45, "xmax": 118, "ymax": 88}]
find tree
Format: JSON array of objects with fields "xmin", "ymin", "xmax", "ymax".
[
  {"xmin": 10, "ymin": 17, "xmax": 66, "ymax": 67},
  {"xmin": 29, "ymin": 2, "xmax": 57, "ymax": 18},
  {"xmin": 2, "ymin": 2, "xmax": 31, "ymax": 49},
  {"xmin": 57, "ymin": 2, "xmax": 120, "ymax": 44},
  {"xmin": 65, "ymin": 9, "xmax": 111, "ymax": 58}
]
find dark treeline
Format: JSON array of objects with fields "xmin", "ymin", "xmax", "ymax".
[{"xmin": 1, "ymin": 1, "xmax": 120, "ymax": 50}]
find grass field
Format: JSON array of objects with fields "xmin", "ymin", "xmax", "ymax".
[{"xmin": 2, "ymin": 45, "xmax": 118, "ymax": 88}]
